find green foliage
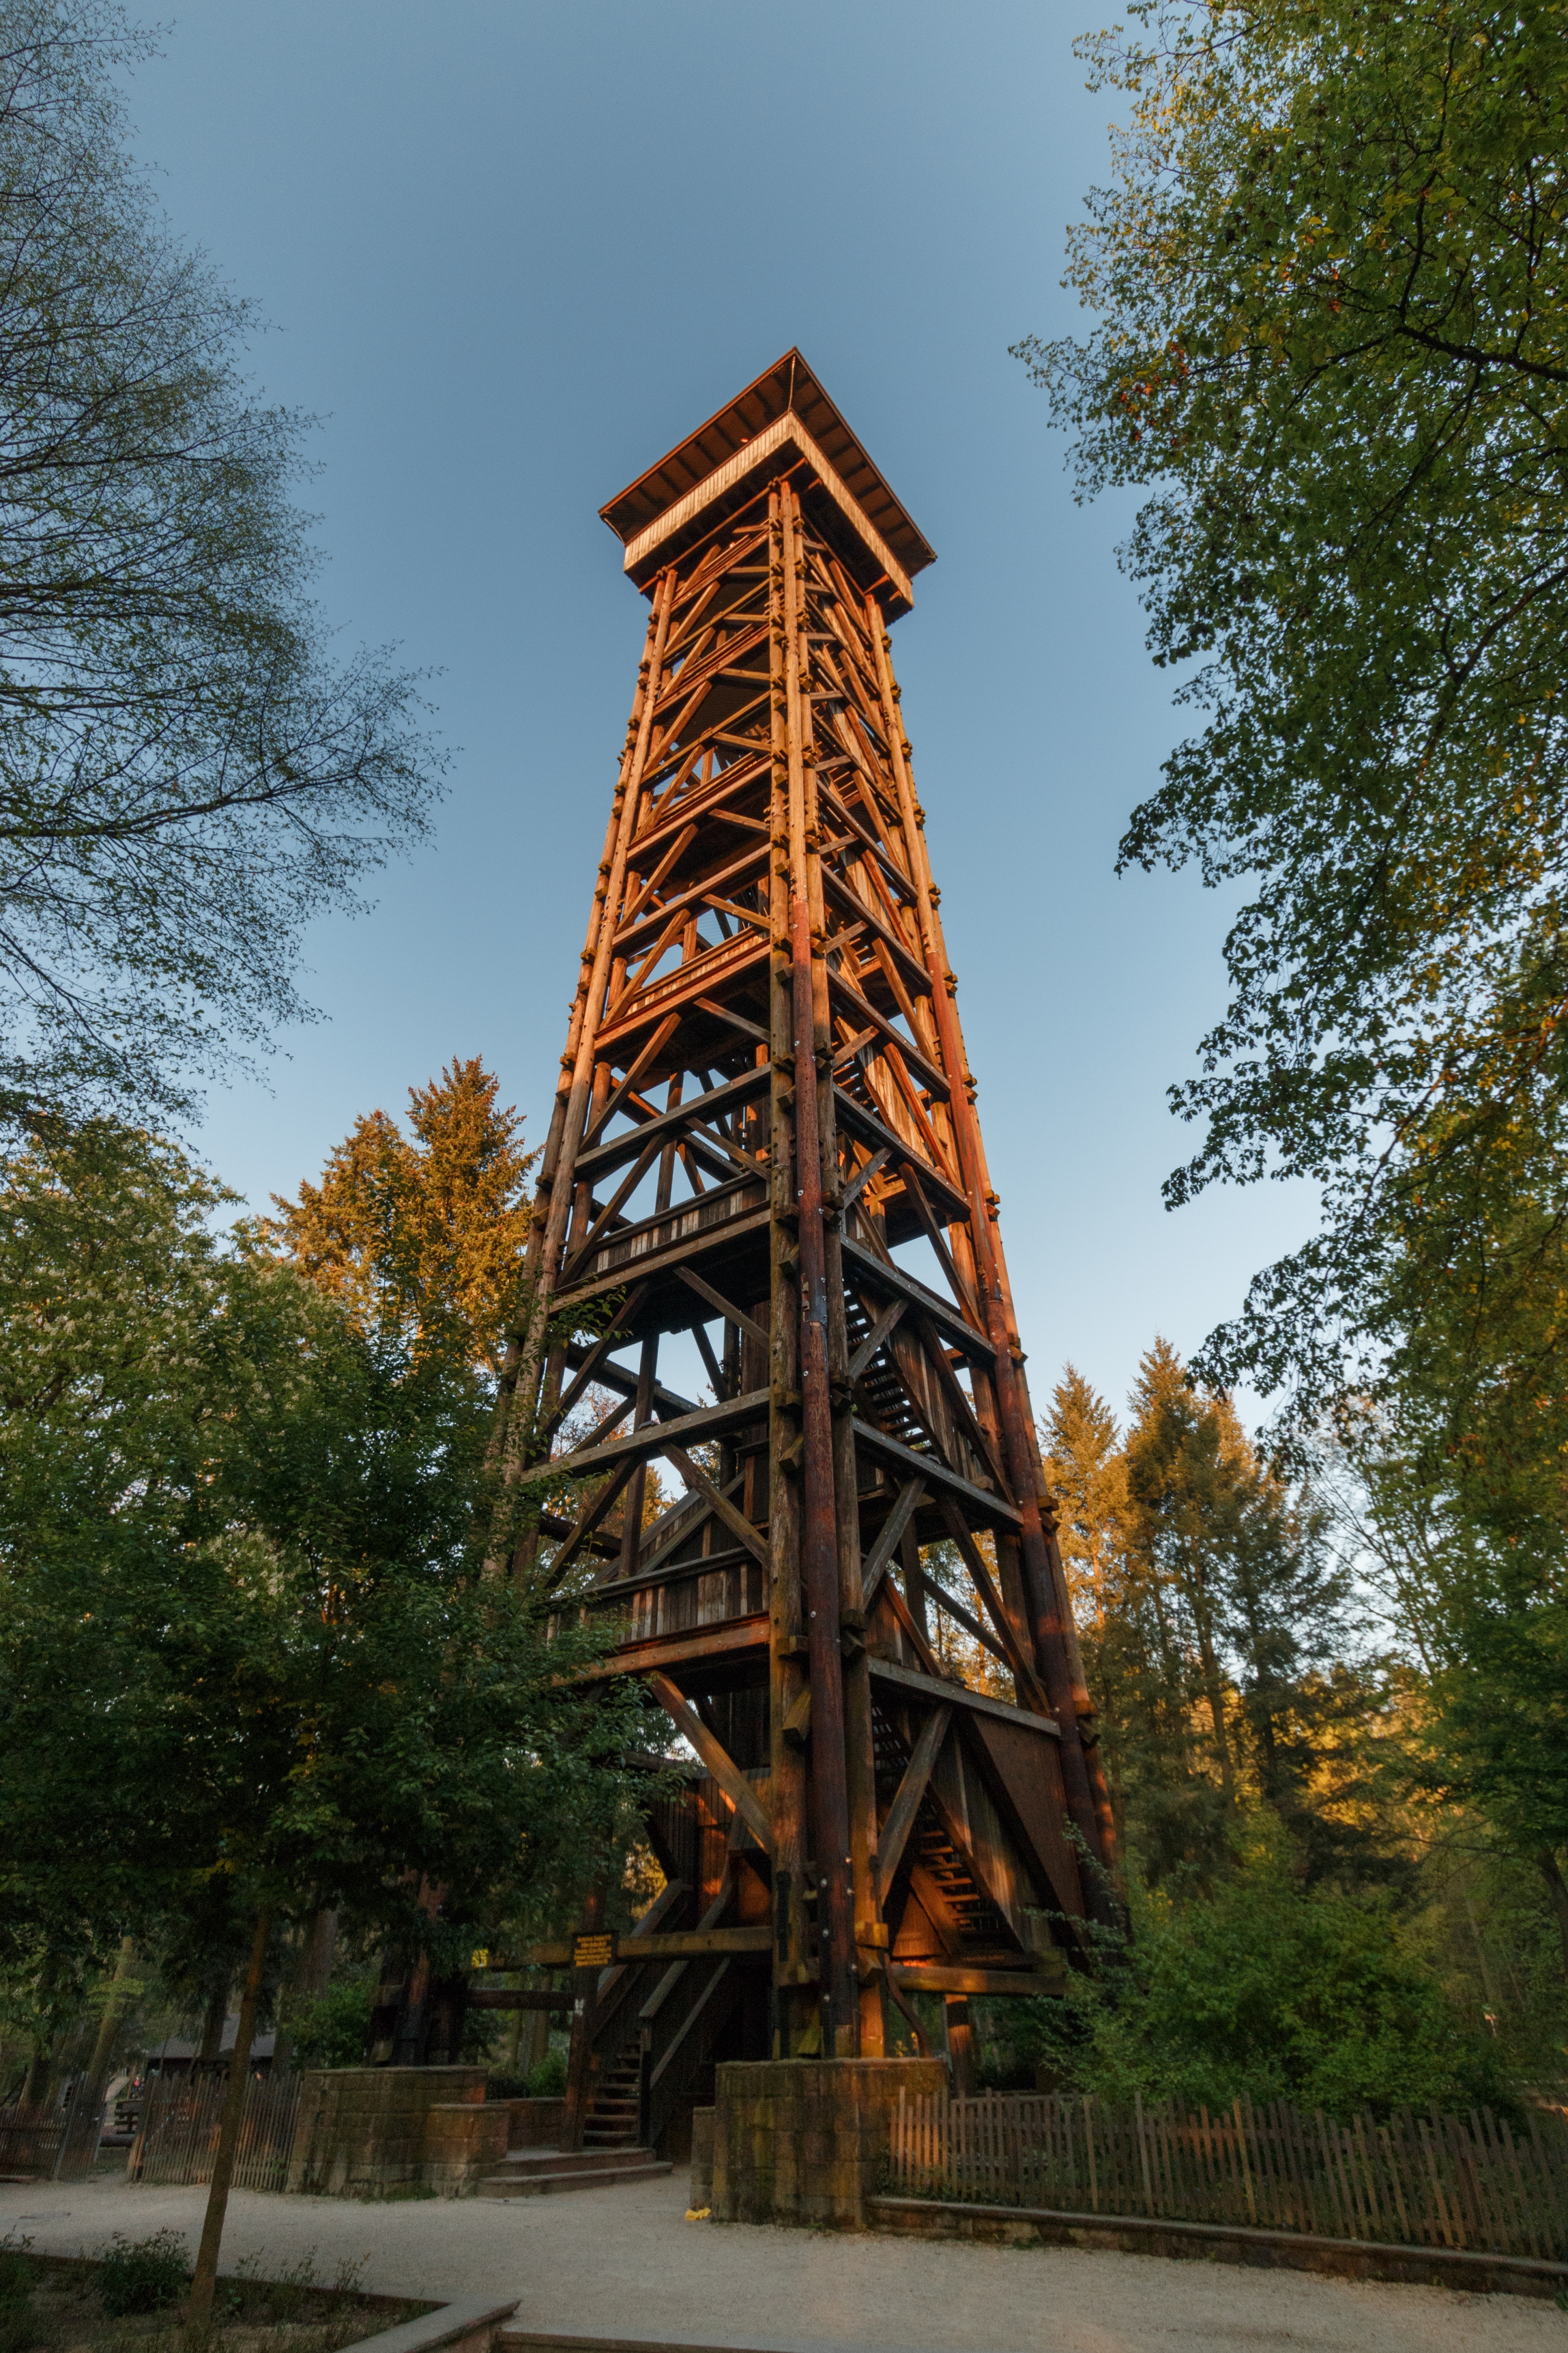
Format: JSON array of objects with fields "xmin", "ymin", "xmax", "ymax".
[
  {"xmin": 0, "ymin": 1115, "xmax": 660, "ymax": 1979},
  {"xmin": 289, "ymin": 1981, "xmax": 374, "ymax": 2072},
  {"xmin": 0, "ymin": 2243, "xmax": 33, "ymax": 2353},
  {"xmin": 527, "ymin": 2047, "xmax": 567, "ymax": 2098},
  {"xmin": 0, "ymin": 2244, "xmax": 35, "ymax": 2309},
  {"xmin": 1019, "ymin": 0, "xmax": 1568, "ymax": 1425},
  {"xmin": 262, "ymin": 1059, "xmax": 536, "ymax": 1377},
  {"xmin": 95, "ymin": 2232, "xmax": 189, "ymax": 2318},
  {"xmin": 1018, "ymin": 1840, "xmax": 1509, "ymax": 2119},
  {"xmin": 1044, "ymin": 1343, "xmax": 1369, "ymax": 1891}
]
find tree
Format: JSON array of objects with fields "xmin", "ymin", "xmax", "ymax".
[
  {"xmin": 0, "ymin": 3, "xmax": 440, "ymax": 1127},
  {"xmin": 1041, "ymin": 1365, "xmax": 1127, "ymax": 1631},
  {"xmin": 1018, "ymin": 0, "xmax": 1568, "ymax": 1422},
  {"xmin": 264, "ymin": 1058, "xmax": 535, "ymax": 1375},
  {"xmin": 0, "ymin": 1118, "xmax": 656, "ymax": 2313},
  {"xmin": 1045, "ymin": 1343, "xmax": 1353, "ymax": 1886}
]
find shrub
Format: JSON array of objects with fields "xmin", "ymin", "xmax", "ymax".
[
  {"xmin": 527, "ymin": 2048, "xmax": 567, "ymax": 2098},
  {"xmin": 97, "ymin": 2230, "xmax": 190, "ymax": 2316},
  {"xmin": 290, "ymin": 1979, "xmax": 375, "ymax": 2070},
  {"xmin": 1014, "ymin": 1844, "xmax": 1512, "ymax": 2121},
  {"xmin": 0, "ymin": 2246, "xmax": 34, "ymax": 2309},
  {"xmin": 0, "ymin": 2240, "xmax": 36, "ymax": 2353}
]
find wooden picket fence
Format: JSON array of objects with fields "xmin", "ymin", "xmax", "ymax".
[
  {"xmin": 127, "ymin": 2071, "xmax": 301, "ymax": 2192},
  {"xmin": 887, "ymin": 2088, "xmax": 1568, "ymax": 2259},
  {"xmin": 0, "ymin": 2094, "xmax": 104, "ymax": 2180}
]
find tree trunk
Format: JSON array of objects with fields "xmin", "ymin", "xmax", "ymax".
[
  {"xmin": 82, "ymin": 1938, "xmax": 136, "ymax": 2112},
  {"xmin": 18, "ymin": 2039, "xmax": 51, "ymax": 2108},
  {"xmin": 1537, "ymin": 1849, "xmax": 1568, "ymax": 1983},
  {"xmin": 185, "ymin": 1907, "xmax": 270, "ymax": 2341},
  {"xmin": 196, "ymin": 1983, "xmax": 228, "ymax": 2071},
  {"xmin": 304, "ymin": 1907, "xmax": 339, "ymax": 1998}
]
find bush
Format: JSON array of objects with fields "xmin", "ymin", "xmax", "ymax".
[
  {"xmin": 0, "ymin": 2241, "xmax": 36, "ymax": 2353},
  {"xmin": 527, "ymin": 2048, "xmax": 567, "ymax": 2098},
  {"xmin": 1015, "ymin": 1843, "xmax": 1512, "ymax": 2121},
  {"xmin": 0, "ymin": 2246, "xmax": 34, "ymax": 2309},
  {"xmin": 97, "ymin": 2230, "xmax": 190, "ymax": 2316},
  {"xmin": 290, "ymin": 1979, "xmax": 375, "ymax": 2070}
]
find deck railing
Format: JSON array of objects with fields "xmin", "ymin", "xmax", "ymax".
[{"xmin": 886, "ymin": 2087, "xmax": 1568, "ymax": 2261}]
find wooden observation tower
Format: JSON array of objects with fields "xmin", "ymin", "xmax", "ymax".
[{"xmin": 504, "ymin": 353, "xmax": 1114, "ymax": 2151}]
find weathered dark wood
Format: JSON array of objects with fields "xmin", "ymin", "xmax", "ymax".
[
  {"xmin": 649, "ymin": 1672, "xmax": 774, "ymax": 1853},
  {"xmin": 876, "ymin": 1704, "xmax": 951, "ymax": 1903},
  {"xmin": 505, "ymin": 366, "xmax": 1109, "ymax": 2107}
]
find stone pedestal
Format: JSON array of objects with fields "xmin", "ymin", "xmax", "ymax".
[
  {"xmin": 285, "ymin": 2067, "xmax": 492, "ymax": 2197},
  {"xmin": 713, "ymin": 2058, "xmax": 947, "ymax": 2230},
  {"xmin": 503, "ymin": 2095, "xmax": 566, "ymax": 2149}
]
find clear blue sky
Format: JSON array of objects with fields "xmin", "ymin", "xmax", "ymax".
[{"xmin": 124, "ymin": 0, "xmax": 1312, "ymax": 1431}]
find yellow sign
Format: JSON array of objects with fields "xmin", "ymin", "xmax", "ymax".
[{"xmin": 573, "ymin": 1932, "xmax": 616, "ymax": 1970}]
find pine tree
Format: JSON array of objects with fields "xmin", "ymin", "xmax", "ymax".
[{"xmin": 1041, "ymin": 1365, "xmax": 1127, "ymax": 1630}]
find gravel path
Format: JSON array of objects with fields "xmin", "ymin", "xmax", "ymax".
[{"xmin": 1, "ymin": 2165, "xmax": 1563, "ymax": 2353}]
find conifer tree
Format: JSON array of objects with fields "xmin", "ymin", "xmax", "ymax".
[{"xmin": 264, "ymin": 1057, "xmax": 534, "ymax": 1375}]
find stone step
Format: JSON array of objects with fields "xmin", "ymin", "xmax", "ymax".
[
  {"xmin": 478, "ymin": 2154, "xmax": 672, "ymax": 2199},
  {"xmin": 488, "ymin": 2144, "xmax": 657, "ymax": 2177}
]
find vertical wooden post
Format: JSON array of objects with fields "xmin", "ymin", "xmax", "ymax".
[
  {"xmin": 782, "ymin": 485, "xmax": 857, "ymax": 2056},
  {"xmin": 863, "ymin": 592, "xmax": 1113, "ymax": 1913},
  {"xmin": 561, "ymin": 1885, "xmax": 606, "ymax": 2154}
]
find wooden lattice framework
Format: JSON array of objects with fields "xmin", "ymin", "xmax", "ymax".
[{"xmin": 500, "ymin": 353, "xmax": 1115, "ymax": 2138}]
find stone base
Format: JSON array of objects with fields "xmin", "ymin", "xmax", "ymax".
[
  {"xmin": 713, "ymin": 2058, "xmax": 947, "ymax": 2230},
  {"xmin": 502, "ymin": 2096, "xmax": 566, "ymax": 2149},
  {"xmin": 286, "ymin": 2067, "xmax": 495, "ymax": 2198}
]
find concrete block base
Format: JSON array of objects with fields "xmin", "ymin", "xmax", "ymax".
[
  {"xmin": 712, "ymin": 2057, "xmax": 946, "ymax": 2230},
  {"xmin": 286, "ymin": 2068, "xmax": 494, "ymax": 2198}
]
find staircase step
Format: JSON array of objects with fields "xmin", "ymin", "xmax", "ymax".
[
  {"xmin": 478, "ymin": 2156, "xmax": 672, "ymax": 2199},
  {"xmin": 489, "ymin": 2146, "xmax": 656, "ymax": 2178}
]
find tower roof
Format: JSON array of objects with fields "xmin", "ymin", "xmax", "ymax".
[{"xmin": 600, "ymin": 349, "xmax": 936, "ymax": 617}]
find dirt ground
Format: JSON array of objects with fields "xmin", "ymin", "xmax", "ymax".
[{"xmin": 1, "ymin": 2163, "xmax": 1563, "ymax": 2353}]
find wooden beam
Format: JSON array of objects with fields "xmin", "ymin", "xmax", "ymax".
[
  {"xmin": 677, "ymin": 1266, "xmax": 769, "ymax": 1353},
  {"xmin": 519, "ymin": 1926, "xmax": 772, "ymax": 1970},
  {"xmin": 832, "ymin": 1091, "xmax": 967, "ymax": 1226},
  {"xmin": 889, "ymin": 1962, "xmax": 1065, "ymax": 1998},
  {"xmin": 848, "ymin": 1294, "xmax": 906, "ymax": 1383},
  {"xmin": 573, "ymin": 1066, "xmax": 770, "ymax": 1183},
  {"xmin": 876, "ymin": 1705, "xmax": 951, "ymax": 1905},
  {"xmin": 868, "ymin": 1655, "xmax": 1059, "ymax": 1738},
  {"xmin": 853, "ymin": 1416, "xmax": 1022, "ymax": 1529},
  {"xmin": 909, "ymin": 1563, "xmax": 1011, "ymax": 1672},
  {"xmin": 840, "ymin": 1144, "xmax": 891, "ymax": 1217},
  {"xmin": 648, "ymin": 1671, "xmax": 774, "ymax": 1855},
  {"xmin": 467, "ymin": 1989, "xmax": 575, "ymax": 2011},
  {"xmin": 543, "ymin": 1452, "xmax": 639, "ymax": 1589},
  {"xmin": 582, "ymin": 1013, "xmax": 681, "ymax": 1147},
  {"xmin": 661, "ymin": 1441, "xmax": 769, "ymax": 1565},
  {"xmin": 858, "ymin": 1476, "xmax": 925, "ymax": 1610},
  {"xmin": 935, "ymin": 1494, "xmax": 1053, "ymax": 1717},
  {"xmin": 543, "ymin": 1286, "xmax": 650, "ymax": 1439},
  {"xmin": 584, "ymin": 1615, "xmax": 769, "ymax": 1680},
  {"xmin": 521, "ymin": 1388, "xmax": 769, "ymax": 1486},
  {"xmin": 840, "ymin": 1235, "xmax": 992, "ymax": 1363}
]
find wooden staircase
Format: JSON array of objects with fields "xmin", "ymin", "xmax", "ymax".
[{"xmin": 583, "ymin": 2048, "xmax": 643, "ymax": 2148}]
